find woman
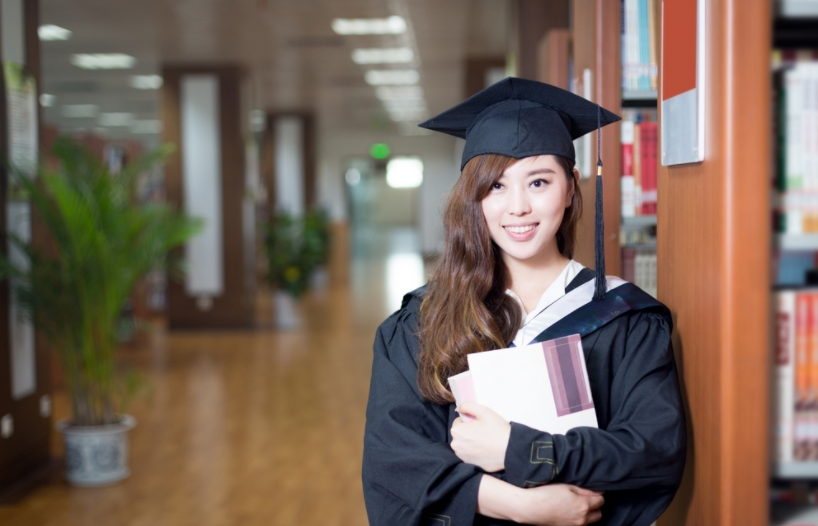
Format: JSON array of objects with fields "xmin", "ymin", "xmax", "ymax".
[{"xmin": 362, "ymin": 78, "xmax": 686, "ymax": 526}]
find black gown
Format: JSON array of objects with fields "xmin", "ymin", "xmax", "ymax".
[{"xmin": 362, "ymin": 269, "xmax": 686, "ymax": 526}]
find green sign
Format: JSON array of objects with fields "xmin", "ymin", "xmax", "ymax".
[{"xmin": 369, "ymin": 143, "xmax": 390, "ymax": 159}]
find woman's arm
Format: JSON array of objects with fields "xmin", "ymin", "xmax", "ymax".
[
  {"xmin": 478, "ymin": 475, "xmax": 604, "ymax": 526},
  {"xmin": 363, "ymin": 314, "xmax": 483, "ymax": 526},
  {"xmin": 503, "ymin": 312, "xmax": 686, "ymax": 491}
]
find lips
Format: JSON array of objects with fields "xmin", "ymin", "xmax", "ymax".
[{"xmin": 503, "ymin": 223, "xmax": 539, "ymax": 240}]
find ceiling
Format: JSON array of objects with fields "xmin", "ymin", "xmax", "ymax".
[{"xmin": 39, "ymin": 0, "xmax": 511, "ymax": 145}]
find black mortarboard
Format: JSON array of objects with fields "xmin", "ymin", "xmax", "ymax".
[{"xmin": 419, "ymin": 77, "xmax": 621, "ymax": 301}]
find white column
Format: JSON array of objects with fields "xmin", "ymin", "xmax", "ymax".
[
  {"xmin": 274, "ymin": 116, "xmax": 305, "ymax": 216},
  {"xmin": 180, "ymin": 75, "xmax": 224, "ymax": 298}
]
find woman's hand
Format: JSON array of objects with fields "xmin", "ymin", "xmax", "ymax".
[
  {"xmin": 477, "ymin": 475, "xmax": 604, "ymax": 526},
  {"xmin": 518, "ymin": 484, "xmax": 604, "ymax": 526},
  {"xmin": 450, "ymin": 402, "xmax": 511, "ymax": 472}
]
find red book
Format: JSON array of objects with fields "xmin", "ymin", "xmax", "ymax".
[{"xmin": 640, "ymin": 122, "xmax": 657, "ymax": 215}]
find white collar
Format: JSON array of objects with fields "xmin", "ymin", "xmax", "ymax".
[
  {"xmin": 505, "ymin": 260, "xmax": 585, "ymax": 322},
  {"xmin": 505, "ymin": 260, "xmax": 586, "ymax": 347}
]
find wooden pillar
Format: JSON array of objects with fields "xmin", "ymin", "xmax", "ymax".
[
  {"xmin": 536, "ymin": 29, "xmax": 571, "ymax": 90},
  {"xmin": 0, "ymin": 0, "xmax": 52, "ymax": 498},
  {"xmin": 161, "ymin": 65, "xmax": 255, "ymax": 329},
  {"xmin": 514, "ymin": 0, "xmax": 569, "ymax": 80},
  {"xmin": 657, "ymin": 1, "xmax": 771, "ymax": 524},
  {"xmin": 570, "ymin": 0, "xmax": 622, "ymax": 277}
]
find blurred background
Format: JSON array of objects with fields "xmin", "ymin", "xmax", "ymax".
[{"xmin": 0, "ymin": 0, "xmax": 813, "ymax": 525}]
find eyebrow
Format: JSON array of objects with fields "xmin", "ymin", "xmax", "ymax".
[{"xmin": 526, "ymin": 168, "xmax": 557, "ymax": 176}]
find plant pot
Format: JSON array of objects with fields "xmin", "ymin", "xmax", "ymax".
[
  {"xmin": 273, "ymin": 289, "xmax": 300, "ymax": 329},
  {"xmin": 56, "ymin": 414, "xmax": 136, "ymax": 487}
]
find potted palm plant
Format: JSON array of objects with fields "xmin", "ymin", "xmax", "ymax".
[
  {"xmin": 264, "ymin": 209, "xmax": 330, "ymax": 328},
  {"xmin": 0, "ymin": 137, "xmax": 202, "ymax": 486}
]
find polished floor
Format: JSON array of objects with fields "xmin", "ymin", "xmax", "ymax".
[{"xmin": 0, "ymin": 225, "xmax": 429, "ymax": 526}]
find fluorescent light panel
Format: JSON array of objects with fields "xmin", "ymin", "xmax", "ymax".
[
  {"xmin": 62, "ymin": 104, "xmax": 98, "ymax": 118},
  {"xmin": 387, "ymin": 110, "xmax": 427, "ymax": 122},
  {"xmin": 383, "ymin": 99, "xmax": 426, "ymax": 111},
  {"xmin": 375, "ymin": 86, "xmax": 424, "ymax": 100},
  {"xmin": 332, "ymin": 16, "xmax": 406, "ymax": 35},
  {"xmin": 98, "ymin": 112, "xmax": 134, "ymax": 127},
  {"xmin": 38, "ymin": 24, "xmax": 71, "ymax": 41},
  {"xmin": 386, "ymin": 157, "xmax": 423, "ymax": 188},
  {"xmin": 71, "ymin": 53, "xmax": 136, "ymax": 70},
  {"xmin": 131, "ymin": 120, "xmax": 163, "ymax": 134},
  {"xmin": 365, "ymin": 69, "xmax": 419, "ymax": 86},
  {"xmin": 352, "ymin": 47, "xmax": 414, "ymax": 65},
  {"xmin": 130, "ymin": 75, "xmax": 162, "ymax": 89}
]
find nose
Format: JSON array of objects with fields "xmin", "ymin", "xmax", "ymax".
[{"xmin": 508, "ymin": 186, "xmax": 531, "ymax": 216}]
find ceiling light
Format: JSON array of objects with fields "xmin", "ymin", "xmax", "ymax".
[
  {"xmin": 131, "ymin": 120, "xmax": 163, "ymax": 134},
  {"xmin": 332, "ymin": 16, "xmax": 406, "ymax": 35},
  {"xmin": 345, "ymin": 168, "xmax": 361, "ymax": 185},
  {"xmin": 375, "ymin": 86, "xmax": 424, "ymax": 100},
  {"xmin": 130, "ymin": 75, "xmax": 162, "ymax": 89},
  {"xmin": 62, "ymin": 104, "xmax": 98, "ymax": 118},
  {"xmin": 352, "ymin": 47, "xmax": 414, "ymax": 65},
  {"xmin": 387, "ymin": 109, "xmax": 427, "ymax": 122},
  {"xmin": 365, "ymin": 69, "xmax": 419, "ymax": 86},
  {"xmin": 98, "ymin": 112, "xmax": 134, "ymax": 127},
  {"xmin": 70, "ymin": 53, "xmax": 136, "ymax": 70},
  {"xmin": 38, "ymin": 24, "xmax": 71, "ymax": 41},
  {"xmin": 383, "ymin": 99, "xmax": 427, "ymax": 112},
  {"xmin": 386, "ymin": 157, "xmax": 423, "ymax": 188},
  {"xmin": 39, "ymin": 93, "xmax": 56, "ymax": 107}
]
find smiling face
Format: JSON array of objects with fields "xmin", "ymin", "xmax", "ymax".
[{"xmin": 481, "ymin": 155, "xmax": 575, "ymax": 267}]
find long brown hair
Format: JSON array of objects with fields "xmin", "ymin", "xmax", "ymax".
[{"xmin": 417, "ymin": 153, "xmax": 582, "ymax": 404}]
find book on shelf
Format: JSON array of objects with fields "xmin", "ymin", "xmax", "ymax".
[
  {"xmin": 620, "ymin": 109, "xmax": 658, "ymax": 218},
  {"xmin": 621, "ymin": 0, "xmax": 659, "ymax": 93},
  {"xmin": 773, "ymin": 288, "xmax": 818, "ymax": 465},
  {"xmin": 774, "ymin": 51, "xmax": 818, "ymax": 234},
  {"xmin": 620, "ymin": 247, "xmax": 656, "ymax": 297},
  {"xmin": 448, "ymin": 334, "xmax": 598, "ymax": 434}
]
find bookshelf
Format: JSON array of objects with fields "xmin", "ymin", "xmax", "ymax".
[{"xmin": 537, "ymin": 1, "xmax": 773, "ymax": 524}]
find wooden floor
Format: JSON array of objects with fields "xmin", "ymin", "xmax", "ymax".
[{"xmin": 0, "ymin": 226, "xmax": 428, "ymax": 526}]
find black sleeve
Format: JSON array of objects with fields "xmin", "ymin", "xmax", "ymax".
[
  {"xmin": 362, "ymin": 309, "xmax": 484, "ymax": 526},
  {"xmin": 502, "ymin": 312, "xmax": 686, "ymax": 492}
]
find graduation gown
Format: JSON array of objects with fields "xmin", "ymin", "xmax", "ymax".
[{"xmin": 362, "ymin": 269, "xmax": 686, "ymax": 526}]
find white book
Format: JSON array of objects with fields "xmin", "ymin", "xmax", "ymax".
[
  {"xmin": 774, "ymin": 290, "xmax": 796, "ymax": 463},
  {"xmin": 449, "ymin": 335, "xmax": 598, "ymax": 435}
]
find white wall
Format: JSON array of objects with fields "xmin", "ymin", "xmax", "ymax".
[{"xmin": 317, "ymin": 129, "xmax": 460, "ymax": 254}]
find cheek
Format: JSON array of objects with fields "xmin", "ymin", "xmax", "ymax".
[{"xmin": 481, "ymin": 197, "xmax": 503, "ymax": 225}]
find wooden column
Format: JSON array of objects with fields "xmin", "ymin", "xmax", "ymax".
[
  {"xmin": 161, "ymin": 65, "xmax": 255, "ymax": 329},
  {"xmin": 0, "ymin": 0, "xmax": 52, "ymax": 498},
  {"xmin": 514, "ymin": 0, "xmax": 569, "ymax": 80},
  {"xmin": 570, "ymin": 0, "xmax": 622, "ymax": 277},
  {"xmin": 536, "ymin": 29, "xmax": 571, "ymax": 90},
  {"xmin": 658, "ymin": 1, "xmax": 771, "ymax": 525}
]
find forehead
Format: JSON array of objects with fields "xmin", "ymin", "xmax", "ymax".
[{"xmin": 503, "ymin": 155, "xmax": 563, "ymax": 175}]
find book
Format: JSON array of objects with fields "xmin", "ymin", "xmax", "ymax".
[
  {"xmin": 621, "ymin": 120, "xmax": 636, "ymax": 218},
  {"xmin": 774, "ymin": 289, "xmax": 796, "ymax": 463},
  {"xmin": 448, "ymin": 334, "xmax": 598, "ymax": 434}
]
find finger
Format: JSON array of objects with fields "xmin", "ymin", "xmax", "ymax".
[
  {"xmin": 588, "ymin": 495, "xmax": 605, "ymax": 511},
  {"xmin": 451, "ymin": 417, "xmax": 462, "ymax": 427},
  {"xmin": 456, "ymin": 402, "xmax": 481, "ymax": 417},
  {"xmin": 586, "ymin": 510, "xmax": 603, "ymax": 524},
  {"xmin": 572, "ymin": 486, "xmax": 603, "ymax": 496}
]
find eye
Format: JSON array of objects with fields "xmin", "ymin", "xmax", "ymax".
[
  {"xmin": 530, "ymin": 178, "xmax": 549, "ymax": 188},
  {"xmin": 491, "ymin": 182, "xmax": 504, "ymax": 190}
]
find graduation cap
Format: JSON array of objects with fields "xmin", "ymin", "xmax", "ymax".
[{"xmin": 419, "ymin": 77, "xmax": 621, "ymax": 301}]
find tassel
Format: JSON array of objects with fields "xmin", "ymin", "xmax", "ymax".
[{"xmin": 593, "ymin": 106, "xmax": 607, "ymax": 301}]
